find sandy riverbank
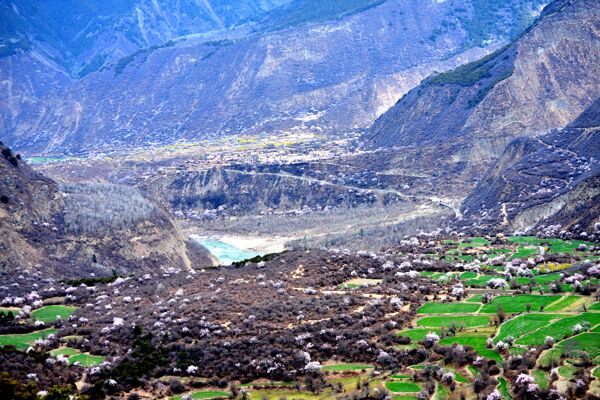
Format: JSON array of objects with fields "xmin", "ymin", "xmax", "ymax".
[{"xmin": 216, "ymin": 234, "xmax": 289, "ymax": 254}]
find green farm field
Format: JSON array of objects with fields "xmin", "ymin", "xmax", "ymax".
[
  {"xmin": 438, "ymin": 334, "xmax": 502, "ymax": 362},
  {"xmin": 495, "ymin": 313, "xmax": 559, "ymax": 342},
  {"xmin": 480, "ymin": 295, "xmax": 561, "ymax": 313},
  {"xmin": 516, "ymin": 312, "xmax": 600, "ymax": 346},
  {"xmin": 322, "ymin": 363, "xmax": 374, "ymax": 371},
  {"xmin": 417, "ymin": 315, "xmax": 491, "ymax": 328},
  {"xmin": 417, "ymin": 303, "xmax": 481, "ymax": 314},
  {"xmin": 31, "ymin": 305, "xmax": 77, "ymax": 323},
  {"xmin": 0, "ymin": 328, "xmax": 57, "ymax": 350}
]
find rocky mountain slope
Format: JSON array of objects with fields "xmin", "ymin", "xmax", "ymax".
[
  {"xmin": 0, "ymin": 142, "xmax": 211, "ymax": 278},
  {"xmin": 1, "ymin": 0, "xmax": 547, "ymax": 153},
  {"xmin": 365, "ymin": 0, "xmax": 600, "ymax": 162},
  {"xmin": 363, "ymin": 0, "xmax": 600, "ymax": 231},
  {"xmin": 461, "ymin": 98, "xmax": 600, "ymax": 232}
]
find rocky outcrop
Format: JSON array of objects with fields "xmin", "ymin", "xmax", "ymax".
[{"xmin": 0, "ymin": 142, "xmax": 200, "ymax": 277}]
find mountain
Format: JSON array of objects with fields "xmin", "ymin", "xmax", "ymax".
[
  {"xmin": 0, "ymin": 0, "xmax": 547, "ymax": 153},
  {"xmin": 364, "ymin": 0, "xmax": 600, "ymax": 161},
  {"xmin": 362, "ymin": 0, "xmax": 600, "ymax": 230},
  {"xmin": 461, "ymin": 98, "xmax": 600, "ymax": 232},
  {"xmin": 0, "ymin": 142, "xmax": 211, "ymax": 277},
  {"xmin": 0, "ymin": 0, "xmax": 288, "ymax": 77}
]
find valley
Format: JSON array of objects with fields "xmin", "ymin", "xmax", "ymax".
[
  {"xmin": 1, "ymin": 234, "xmax": 599, "ymax": 399},
  {"xmin": 0, "ymin": 0, "xmax": 599, "ymax": 399}
]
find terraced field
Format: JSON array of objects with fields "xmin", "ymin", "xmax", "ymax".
[
  {"xmin": 69, "ymin": 353, "xmax": 106, "ymax": 367},
  {"xmin": 417, "ymin": 303, "xmax": 481, "ymax": 314},
  {"xmin": 557, "ymin": 332, "xmax": 600, "ymax": 358},
  {"xmin": 31, "ymin": 305, "xmax": 77, "ymax": 323},
  {"xmin": 465, "ymin": 294, "xmax": 483, "ymax": 302},
  {"xmin": 438, "ymin": 334, "xmax": 502, "ymax": 363},
  {"xmin": 417, "ymin": 315, "xmax": 491, "ymax": 328},
  {"xmin": 516, "ymin": 312, "xmax": 600, "ymax": 346},
  {"xmin": 385, "ymin": 381, "xmax": 421, "ymax": 393},
  {"xmin": 322, "ymin": 363, "xmax": 374, "ymax": 371},
  {"xmin": 545, "ymin": 295, "xmax": 584, "ymax": 312},
  {"xmin": 495, "ymin": 313, "xmax": 559, "ymax": 342},
  {"xmin": 480, "ymin": 295, "xmax": 561, "ymax": 313},
  {"xmin": 397, "ymin": 328, "xmax": 442, "ymax": 340},
  {"xmin": 49, "ymin": 346, "xmax": 106, "ymax": 366},
  {"xmin": 0, "ymin": 328, "xmax": 57, "ymax": 349}
]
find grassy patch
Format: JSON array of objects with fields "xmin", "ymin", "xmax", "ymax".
[
  {"xmin": 466, "ymin": 294, "xmax": 483, "ymax": 303},
  {"xmin": 459, "ymin": 271, "xmax": 478, "ymax": 279},
  {"xmin": 385, "ymin": 381, "xmax": 421, "ymax": 393},
  {"xmin": 439, "ymin": 335, "xmax": 502, "ymax": 362},
  {"xmin": 463, "ymin": 275, "xmax": 504, "ymax": 287},
  {"xmin": 480, "ymin": 295, "xmax": 561, "ymax": 313},
  {"xmin": 588, "ymin": 302, "xmax": 600, "ymax": 311},
  {"xmin": 390, "ymin": 374, "xmax": 411, "ymax": 379},
  {"xmin": 497, "ymin": 377, "xmax": 511, "ymax": 399},
  {"xmin": 417, "ymin": 315, "xmax": 490, "ymax": 328},
  {"xmin": 69, "ymin": 353, "xmax": 105, "ymax": 367},
  {"xmin": 417, "ymin": 303, "xmax": 480, "ymax": 314},
  {"xmin": 556, "ymin": 332, "xmax": 600, "ymax": 358},
  {"xmin": 31, "ymin": 305, "xmax": 77, "ymax": 323},
  {"xmin": 0, "ymin": 329, "xmax": 57, "ymax": 350},
  {"xmin": 0, "ymin": 307, "xmax": 19, "ymax": 315},
  {"xmin": 339, "ymin": 278, "xmax": 381, "ymax": 289},
  {"xmin": 50, "ymin": 347, "xmax": 80, "ymax": 357},
  {"xmin": 322, "ymin": 363, "xmax": 373, "ymax": 371},
  {"xmin": 533, "ymin": 273, "xmax": 561, "ymax": 285},
  {"xmin": 545, "ymin": 295, "xmax": 582, "ymax": 312},
  {"xmin": 459, "ymin": 237, "xmax": 490, "ymax": 248},
  {"xmin": 398, "ymin": 328, "xmax": 441, "ymax": 341},
  {"xmin": 172, "ymin": 391, "xmax": 229, "ymax": 400},
  {"xmin": 467, "ymin": 365, "xmax": 479, "ymax": 377},
  {"xmin": 558, "ymin": 365, "xmax": 577, "ymax": 379},
  {"xmin": 508, "ymin": 246, "xmax": 537, "ymax": 260},
  {"xmin": 435, "ymin": 383, "xmax": 450, "ymax": 400},
  {"xmin": 531, "ymin": 369, "xmax": 548, "ymax": 389}
]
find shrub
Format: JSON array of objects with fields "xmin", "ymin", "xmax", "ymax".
[{"xmin": 60, "ymin": 183, "xmax": 164, "ymax": 234}]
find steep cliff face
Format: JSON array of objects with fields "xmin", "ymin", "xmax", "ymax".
[
  {"xmin": 0, "ymin": 0, "xmax": 547, "ymax": 153},
  {"xmin": 365, "ymin": 0, "xmax": 600, "ymax": 164},
  {"xmin": 0, "ymin": 142, "xmax": 207, "ymax": 277},
  {"xmin": 460, "ymin": 98, "xmax": 600, "ymax": 232}
]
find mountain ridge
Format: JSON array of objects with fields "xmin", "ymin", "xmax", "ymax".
[{"xmin": 0, "ymin": 0, "xmax": 547, "ymax": 154}]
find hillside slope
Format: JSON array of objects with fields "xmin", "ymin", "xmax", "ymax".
[
  {"xmin": 461, "ymin": 98, "xmax": 600, "ymax": 232},
  {"xmin": 364, "ymin": 0, "xmax": 600, "ymax": 164},
  {"xmin": 0, "ymin": 142, "xmax": 211, "ymax": 277},
  {"xmin": 0, "ymin": 0, "xmax": 547, "ymax": 153}
]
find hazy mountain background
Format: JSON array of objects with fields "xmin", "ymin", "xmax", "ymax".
[{"xmin": 1, "ymin": 0, "xmax": 547, "ymax": 153}]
